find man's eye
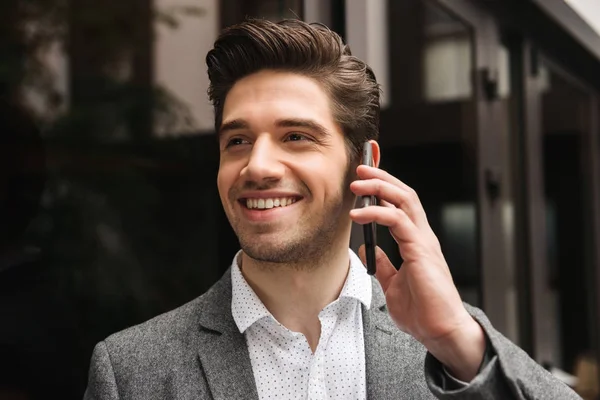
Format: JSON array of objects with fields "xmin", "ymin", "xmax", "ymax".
[
  {"xmin": 285, "ymin": 133, "xmax": 309, "ymax": 142},
  {"xmin": 226, "ymin": 137, "xmax": 249, "ymax": 147}
]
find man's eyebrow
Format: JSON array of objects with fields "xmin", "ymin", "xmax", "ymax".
[
  {"xmin": 218, "ymin": 118, "xmax": 332, "ymax": 138},
  {"xmin": 218, "ymin": 119, "xmax": 249, "ymax": 138},
  {"xmin": 275, "ymin": 118, "xmax": 331, "ymax": 136}
]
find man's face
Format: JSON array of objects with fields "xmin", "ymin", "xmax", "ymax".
[{"xmin": 217, "ymin": 70, "xmax": 356, "ymax": 266}]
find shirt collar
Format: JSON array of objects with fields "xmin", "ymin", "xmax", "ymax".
[
  {"xmin": 341, "ymin": 249, "xmax": 372, "ymax": 309},
  {"xmin": 230, "ymin": 249, "xmax": 372, "ymax": 334},
  {"xmin": 230, "ymin": 252, "xmax": 272, "ymax": 333}
]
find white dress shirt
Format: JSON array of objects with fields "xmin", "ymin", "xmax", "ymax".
[{"xmin": 231, "ymin": 249, "xmax": 372, "ymax": 400}]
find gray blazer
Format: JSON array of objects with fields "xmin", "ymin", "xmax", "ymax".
[{"xmin": 84, "ymin": 269, "xmax": 579, "ymax": 399}]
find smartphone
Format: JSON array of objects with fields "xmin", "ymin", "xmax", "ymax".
[{"xmin": 361, "ymin": 142, "xmax": 377, "ymax": 276}]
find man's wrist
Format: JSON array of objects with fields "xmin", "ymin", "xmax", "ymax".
[{"xmin": 423, "ymin": 317, "xmax": 487, "ymax": 382}]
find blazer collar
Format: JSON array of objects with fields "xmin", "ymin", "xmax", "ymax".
[
  {"xmin": 363, "ymin": 277, "xmax": 423, "ymax": 399},
  {"xmin": 196, "ymin": 269, "xmax": 416, "ymax": 400},
  {"xmin": 196, "ymin": 268, "xmax": 259, "ymax": 400}
]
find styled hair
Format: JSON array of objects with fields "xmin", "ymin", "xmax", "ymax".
[{"xmin": 206, "ymin": 19, "xmax": 380, "ymax": 160}]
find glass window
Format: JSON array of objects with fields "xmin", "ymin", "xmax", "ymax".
[
  {"xmin": 378, "ymin": 0, "xmax": 480, "ymax": 305},
  {"xmin": 0, "ymin": 0, "xmax": 221, "ymax": 397},
  {"xmin": 539, "ymin": 58, "xmax": 597, "ymax": 375}
]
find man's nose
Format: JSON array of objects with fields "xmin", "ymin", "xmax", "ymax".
[{"xmin": 240, "ymin": 137, "xmax": 285, "ymax": 183}]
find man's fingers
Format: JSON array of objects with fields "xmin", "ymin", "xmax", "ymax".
[
  {"xmin": 351, "ymin": 178, "xmax": 428, "ymax": 228},
  {"xmin": 350, "ymin": 206, "xmax": 419, "ymax": 244},
  {"xmin": 374, "ymin": 246, "xmax": 397, "ymax": 293},
  {"xmin": 379, "ymin": 199, "xmax": 396, "ymax": 209},
  {"xmin": 357, "ymin": 245, "xmax": 397, "ymax": 292},
  {"xmin": 356, "ymin": 165, "xmax": 411, "ymax": 191}
]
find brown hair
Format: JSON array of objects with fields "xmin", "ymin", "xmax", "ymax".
[{"xmin": 206, "ymin": 19, "xmax": 380, "ymax": 160}]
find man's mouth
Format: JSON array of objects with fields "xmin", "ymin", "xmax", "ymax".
[{"xmin": 241, "ymin": 196, "xmax": 301, "ymax": 210}]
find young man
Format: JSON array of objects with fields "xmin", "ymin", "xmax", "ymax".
[{"xmin": 84, "ymin": 19, "xmax": 578, "ymax": 399}]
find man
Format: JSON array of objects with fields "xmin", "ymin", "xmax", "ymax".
[{"xmin": 84, "ymin": 19, "xmax": 578, "ymax": 399}]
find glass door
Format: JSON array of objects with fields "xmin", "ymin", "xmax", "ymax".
[
  {"xmin": 378, "ymin": 0, "xmax": 480, "ymax": 308},
  {"xmin": 508, "ymin": 37, "xmax": 600, "ymax": 391},
  {"xmin": 371, "ymin": 0, "xmax": 516, "ymax": 337},
  {"xmin": 536, "ymin": 56, "xmax": 599, "ymax": 380}
]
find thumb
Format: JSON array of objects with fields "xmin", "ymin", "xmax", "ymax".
[{"xmin": 358, "ymin": 245, "xmax": 397, "ymax": 292}]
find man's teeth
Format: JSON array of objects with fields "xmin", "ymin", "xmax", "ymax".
[{"xmin": 246, "ymin": 197, "xmax": 297, "ymax": 209}]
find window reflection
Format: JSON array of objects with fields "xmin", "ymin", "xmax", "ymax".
[
  {"xmin": 423, "ymin": 4, "xmax": 472, "ymax": 102},
  {"xmin": 0, "ymin": 0, "xmax": 222, "ymax": 397},
  {"xmin": 540, "ymin": 58, "xmax": 596, "ymax": 376},
  {"xmin": 381, "ymin": 0, "xmax": 480, "ymax": 305}
]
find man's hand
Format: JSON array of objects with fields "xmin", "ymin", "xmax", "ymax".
[{"xmin": 349, "ymin": 165, "xmax": 486, "ymax": 382}]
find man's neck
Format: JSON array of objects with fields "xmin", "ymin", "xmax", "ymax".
[{"xmin": 239, "ymin": 245, "xmax": 351, "ymax": 352}]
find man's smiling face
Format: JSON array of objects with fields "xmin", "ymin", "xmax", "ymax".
[{"xmin": 217, "ymin": 70, "xmax": 356, "ymax": 266}]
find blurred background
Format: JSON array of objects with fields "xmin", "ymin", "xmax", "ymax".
[{"xmin": 1, "ymin": 0, "xmax": 600, "ymax": 398}]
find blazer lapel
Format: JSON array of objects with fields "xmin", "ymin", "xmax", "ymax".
[
  {"xmin": 195, "ymin": 269, "xmax": 428, "ymax": 399},
  {"xmin": 363, "ymin": 277, "xmax": 430, "ymax": 399},
  {"xmin": 196, "ymin": 269, "xmax": 259, "ymax": 400}
]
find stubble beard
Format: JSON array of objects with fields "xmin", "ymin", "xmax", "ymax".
[
  {"xmin": 229, "ymin": 166, "xmax": 357, "ymax": 271},
  {"xmin": 237, "ymin": 203, "xmax": 343, "ymax": 270}
]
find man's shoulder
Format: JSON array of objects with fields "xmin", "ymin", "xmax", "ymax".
[
  {"xmin": 101, "ymin": 270, "xmax": 233, "ymax": 365},
  {"xmin": 85, "ymin": 274, "xmax": 235, "ymax": 398},
  {"xmin": 105, "ymin": 295, "xmax": 204, "ymax": 348}
]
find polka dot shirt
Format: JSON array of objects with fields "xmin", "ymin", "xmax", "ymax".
[{"xmin": 231, "ymin": 249, "xmax": 372, "ymax": 400}]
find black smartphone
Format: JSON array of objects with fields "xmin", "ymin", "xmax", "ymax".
[{"xmin": 361, "ymin": 142, "xmax": 377, "ymax": 275}]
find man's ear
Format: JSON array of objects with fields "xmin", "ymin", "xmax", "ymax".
[{"xmin": 369, "ymin": 140, "xmax": 381, "ymax": 168}]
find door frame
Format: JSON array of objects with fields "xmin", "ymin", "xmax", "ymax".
[
  {"xmin": 534, "ymin": 52, "xmax": 600, "ymax": 370},
  {"xmin": 433, "ymin": 0, "xmax": 521, "ymax": 345}
]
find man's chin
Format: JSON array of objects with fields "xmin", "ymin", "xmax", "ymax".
[
  {"xmin": 239, "ymin": 240, "xmax": 307, "ymax": 265},
  {"xmin": 241, "ymin": 245, "xmax": 292, "ymax": 264}
]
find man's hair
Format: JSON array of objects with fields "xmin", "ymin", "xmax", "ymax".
[{"xmin": 206, "ymin": 19, "xmax": 380, "ymax": 160}]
